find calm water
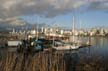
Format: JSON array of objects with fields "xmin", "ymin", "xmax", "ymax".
[
  {"xmin": 62, "ymin": 37, "xmax": 108, "ymax": 71},
  {"xmin": 0, "ymin": 37, "xmax": 108, "ymax": 71},
  {"xmin": 78, "ymin": 37, "xmax": 108, "ymax": 58},
  {"xmin": 69, "ymin": 37, "xmax": 108, "ymax": 56}
]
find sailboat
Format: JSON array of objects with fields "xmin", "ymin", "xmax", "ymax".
[
  {"xmin": 69, "ymin": 15, "xmax": 80, "ymax": 49},
  {"xmin": 52, "ymin": 16, "xmax": 80, "ymax": 50}
]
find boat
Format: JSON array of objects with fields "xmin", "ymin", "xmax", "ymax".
[
  {"xmin": 52, "ymin": 16, "xmax": 81, "ymax": 50},
  {"xmin": 52, "ymin": 40, "xmax": 80, "ymax": 50},
  {"xmin": 71, "ymin": 15, "xmax": 80, "ymax": 49}
]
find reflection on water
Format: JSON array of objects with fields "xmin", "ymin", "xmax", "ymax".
[
  {"xmin": 63, "ymin": 37, "xmax": 108, "ymax": 71},
  {"xmin": 70, "ymin": 37, "xmax": 108, "ymax": 56}
]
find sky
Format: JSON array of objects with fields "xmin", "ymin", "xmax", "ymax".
[
  {"xmin": 21, "ymin": 10, "xmax": 108, "ymax": 29},
  {"xmin": 0, "ymin": 0, "xmax": 108, "ymax": 29}
]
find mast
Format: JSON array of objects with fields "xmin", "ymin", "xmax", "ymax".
[
  {"xmin": 25, "ymin": 25, "xmax": 27, "ymax": 40},
  {"xmin": 80, "ymin": 20, "xmax": 82, "ymax": 30},
  {"xmin": 37, "ymin": 16, "xmax": 39, "ymax": 40},
  {"xmin": 72, "ymin": 16, "xmax": 75, "ymax": 43},
  {"xmin": 79, "ymin": 20, "xmax": 82, "ymax": 42}
]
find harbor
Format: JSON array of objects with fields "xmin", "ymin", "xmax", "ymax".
[
  {"xmin": 0, "ymin": 0, "xmax": 108, "ymax": 71},
  {"xmin": 0, "ymin": 19, "xmax": 107, "ymax": 71},
  {"xmin": 0, "ymin": 37, "xmax": 108, "ymax": 71},
  {"xmin": 0, "ymin": 18, "xmax": 107, "ymax": 71}
]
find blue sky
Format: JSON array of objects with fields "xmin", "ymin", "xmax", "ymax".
[{"xmin": 21, "ymin": 10, "xmax": 108, "ymax": 29}]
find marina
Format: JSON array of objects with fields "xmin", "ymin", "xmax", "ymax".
[
  {"xmin": 0, "ymin": 37, "xmax": 108, "ymax": 71},
  {"xmin": 0, "ymin": 0, "xmax": 108, "ymax": 71}
]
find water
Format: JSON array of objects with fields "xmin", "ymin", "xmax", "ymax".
[
  {"xmin": 78, "ymin": 37, "xmax": 108, "ymax": 58},
  {"xmin": 0, "ymin": 37, "xmax": 108, "ymax": 71},
  {"xmin": 63, "ymin": 37, "xmax": 108, "ymax": 71},
  {"xmin": 69, "ymin": 37, "xmax": 108, "ymax": 56}
]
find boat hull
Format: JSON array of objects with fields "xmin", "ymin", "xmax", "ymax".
[{"xmin": 52, "ymin": 45, "xmax": 80, "ymax": 51}]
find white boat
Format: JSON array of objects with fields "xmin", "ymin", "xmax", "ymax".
[
  {"xmin": 52, "ymin": 16, "xmax": 80, "ymax": 50},
  {"xmin": 71, "ymin": 45, "xmax": 80, "ymax": 49},
  {"xmin": 52, "ymin": 44, "xmax": 80, "ymax": 50},
  {"xmin": 52, "ymin": 40, "xmax": 80, "ymax": 50}
]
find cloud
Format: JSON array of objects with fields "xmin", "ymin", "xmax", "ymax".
[
  {"xmin": 77, "ymin": 1, "xmax": 108, "ymax": 13},
  {"xmin": 0, "ymin": 0, "xmax": 107, "ymax": 19},
  {"xmin": 0, "ymin": 17, "xmax": 26, "ymax": 27},
  {"xmin": 86, "ymin": 1, "xmax": 108, "ymax": 11},
  {"xmin": 0, "ymin": 0, "xmax": 88, "ymax": 18}
]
